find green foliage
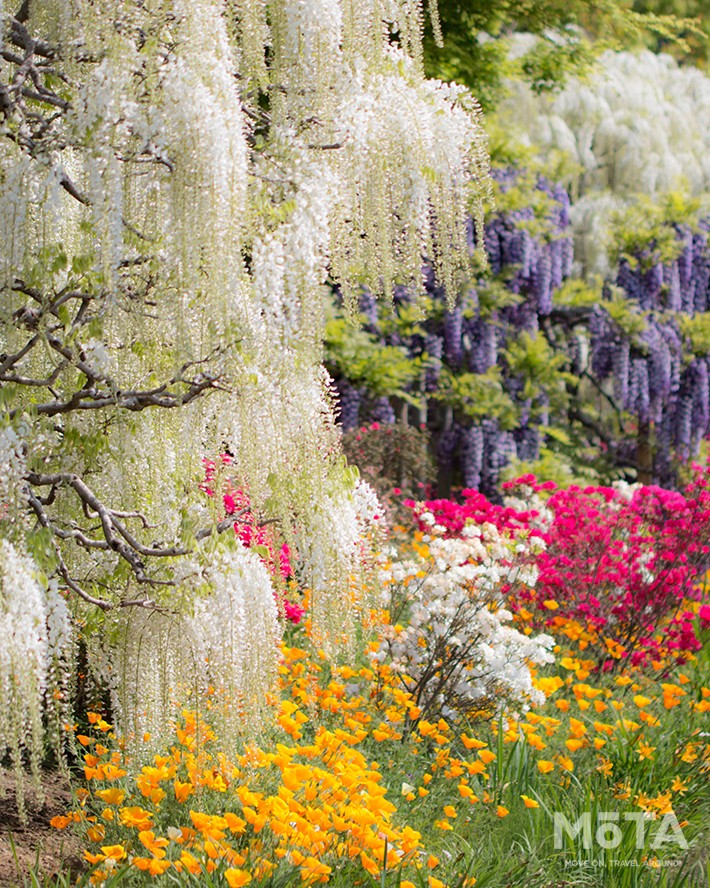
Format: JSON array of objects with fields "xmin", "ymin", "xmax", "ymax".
[
  {"xmin": 434, "ymin": 366, "xmax": 518, "ymax": 428},
  {"xmin": 603, "ymin": 287, "xmax": 649, "ymax": 338},
  {"xmin": 500, "ymin": 445, "xmax": 605, "ymax": 489},
  {"xmin": 504, "ymin": 331, "xmax": 574, "ymax": 406},
  {"xmin": 379, "ymin": 298, "xmax": 437, "ymax": 339},
  {"xmin": 633, "ymin": 0, "xmax": 710, "ymax": 66},
  {"xmin": 679, "ymin": 313, "xmax": 710, "ymax": 357},
  {"xmin": 516, "ymin": 29, "xmax": 597, "ymax": 94},
  {"xmin": 489, "ymin": 177, "xmax": 561, "ymax": 243},
  {"xmin": 324, "ymin": 314, "xmax": 422, "ymax": 401},
  {"xmin": 486, "ymin": 122, "xmax": 584, "ymax": 189},
  {"xmin": 423, "ymin": 0, "xmax": 705, "ymax": 112},
  {"xmin": 422, "ymin": 10, "xmax": 512, "ymax": 112},
  {"xmin": 476, "ymin": 280, "xmax": 523, "ymax": 318},
  {"xmin": 610, "ymin": 192, "xmax": 706, "ymax": 268},
  {"xmin": 484, "ymin": 121, "xmax": 537, "ymax": 170},
  {"xmin": 553, "ymin": 278, "xmax": 604, "ymax": 309}
]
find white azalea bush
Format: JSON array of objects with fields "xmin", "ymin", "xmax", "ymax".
[{"xmin": 374, "ymin": 515, "xmax": 554, "ymax": 724}]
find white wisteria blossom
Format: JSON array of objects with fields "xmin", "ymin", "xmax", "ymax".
[
  {"xmin": 0, "ymin": 425, "xmax": 27, "ymax": 540},
  {"xmin": 376, "ymin": 517, "xmax": 554, "ymax": 723},
  {"xmin": 499, "ymin": 47, "xmax": 710, "ymax": 275},
  {"xmin": 0, "ymin": 0, "xmax": 489, "ymax": 752},
  {"xmin": 0, "ymin": 541, "xmax": 72, "ymax": 816},
  {"xmin": 108, "ymin": 543, "xmax": 279, "ymax": 751}
]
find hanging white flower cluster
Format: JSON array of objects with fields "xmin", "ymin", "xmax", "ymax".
[
  {"xmin": 263, "ymin": 0, "xmax": 490, "ymax": 309},
  {"xmin": 0, "ymin": 428, "xmax": 70, "ymax": 811},
  {"xmin": 499, "ymin": 48, "xmax": 710, "ymax": 275},
  {"xmin": 375, "ymin": 519, "xmax": 553, "ymax": 723},
  {"xmin": 107, "ymin": 542, "xmax": 279, "ymax": 753},
  {"xmin": 0, "ymin": 541, "xmax": 46, "ymax": 801},
  {"xmin": 0, "ymin": 541, "xmax": 73, "ymax": 816},
  {"xmin": 0, "ymin": 0, "xmax": 489, "ymax": 748},
  {"xmin": 0, "ymin": 425, "xmax": 27, "ymax": 541},
  {"xmin": 293, "ymin": 477, "xmax": 385, "ymax": 644}
]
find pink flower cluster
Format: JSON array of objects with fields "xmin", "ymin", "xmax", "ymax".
[
  {"xmin": 406, "ymin": 467, "xmax": 710, "ymax": 668},
  {"xmin": 202, "ymin": 457, "xmax": 304, "ymax": 625}
]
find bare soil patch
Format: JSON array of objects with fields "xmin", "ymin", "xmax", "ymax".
[{"xmin": 0, "ymin": 770, "xmax": 83, "ymax": 887}]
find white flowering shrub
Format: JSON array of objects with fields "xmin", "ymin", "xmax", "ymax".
[{"xmin": 374, "ymin": 518, "xmax": 554, "ymax": 724}]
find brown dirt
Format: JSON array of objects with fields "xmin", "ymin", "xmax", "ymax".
[{"xmin": 0, "ymin": 770, "xmax": 83, "ymax": 887}]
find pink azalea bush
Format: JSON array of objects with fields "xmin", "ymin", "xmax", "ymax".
[{"xmin": 405, "ymin": 464, "xmax": 710, "ymax": 668}]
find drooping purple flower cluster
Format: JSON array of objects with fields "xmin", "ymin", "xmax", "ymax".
[
  {"xmin": 465, "ymin": 316, "xmax": 498, "ymax": 374},
  {"xmin": 617, "ymin": 226, "xmax": 710, "ymax": 315},
  {"xmin": 484, "ymin": 173, "xmax": 574, "ymax": 320},
  {"xmin": 436, "ymin": 419, "xmax": 518, "ymax": 493},
  {"xmin": 335, "ymin": 380, "xmax": 365, "ymax": 432},
  {"xmin": 330, "ymin": 168, "xmax": 575, "ymax": 496},
  {"xmin": 591, "ymin": 222, "xmax": 710, "ymax": 479},
  {"xmin": 443, "ymin": 305, "xmax": 464, "ymax": 370},
  {"xmin": 332, "ymin": 165, "xmax": 710, "ymax": 493},
  {"xmin": 590, "ymin": 310, "xmax": 684, "ymax": 427},
  {"xmin": 674, "ymin": 358, "xmax": 710, "ymax": 455},
  {"xmin": 369, "ymin": 396, "xmax": 397, "ymax": 425}
]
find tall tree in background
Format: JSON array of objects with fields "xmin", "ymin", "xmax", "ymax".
[{"xmin": 327, "ymin": 174, "xmax": 710, "ymax": 495}]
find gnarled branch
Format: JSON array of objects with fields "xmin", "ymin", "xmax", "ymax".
[{"xmin": 26, "ymin": 471, "xmax": 255, "ymax": 610}]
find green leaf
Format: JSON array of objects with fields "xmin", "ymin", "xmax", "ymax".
[
  {"xmin": 433, "ymin": 367, "xmax": 518, "ymax": 428},
  {"xmin": 71, "ymin": 253, "xmax": 94, "ymax": 275},
  {"xmin": 610, "ymin": 191, "xmax": 706, "ymax": 267},
  {"xmin": 553, "ymin": 278, "xmax": 603, "ymax": 309},
  {"xmin": 324, "ymin": 309, "xmax": 421, "ymax": 398},
  {"xmin": 678, "ymin": 312, "xmax": 710, "ymax": 357},
  {"xmin": 603, "ymin": 287, "xmax": 648, "ymax": 338},
  {"xmin": 544, "ymin": 425, "xmax": 572, "ymax": 445}
]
